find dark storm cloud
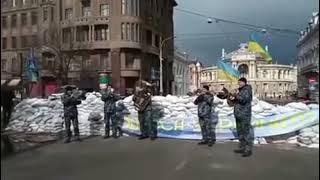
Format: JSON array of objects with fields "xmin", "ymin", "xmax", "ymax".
[{"xmin": 174, "ymin": 0, "xmax": 319, "ymax": 65}]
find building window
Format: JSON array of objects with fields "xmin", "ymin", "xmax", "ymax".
[
  {"xmin": 155, "ymin": 34, "xmax": 159, "ymax": 48},
  {"xmin": 95, "ymin": 25, "xmax": 110, "ymax": 41},
  {"xmin": 121, "ymin": 23, "xmax": 125, "ymax": 40},
  {"xmin": 1, "ymin": 59, "xmax": 7, "ymax": 72},
  {"xmin": 31, "ymin": 12, "xmax": 37, "ymax": 25},
  {"xmin": 11, "ymin": 58, "xmax": 18, "ymax": 72},
  {"xmin": 21, "ymin": 36, "xmax": 28, "ymax": 47},
  {"xmin": 65, "ymin": 8, "xmax": 73, "ymax": 20},
  {"xmin": 76, "ymin": 26, "xmax": 89, "ymax": 42},
  {"xmin": 2, "ymin": 0, "xmax": 9, "ymax": 8},
  {"xmin": 2, "ymin": 38, "xmax": 7, "ymax": 49},
  {"xmin": 2, "ymin": 16, "xmax": 7, "ymax": 29},
  {"xmin": 126, "ymin": 0, "xmax": 130, "ymax": 15},
  {"xmin": 82, "ymin": 1, "xmax": 91, "ymax": 17},
  {"xmin": 21, "ymin": 13, "xmax": 27, "ymax": 26},
  {"xmin": 43, "ymin": 7, "xmax": 48, "ymax": 21},
  {"xmin": 126, "ymin": 23, "xmax": 130, "ymax": 40},
  {"xmin": 12, "ymin": 0, "xmax": 16, "ymax": 7},
  {"xmin": 32, "ymin": 0, "xmax": 38, "ymax": 5},
  {"xmin": 11, "ymin": 37, "xmax": 17, "ymax": 48},
  {"xmin": 136, "ymin": 24, "xmax": 139, "ymax": 42},
  {"xmin": 121, "ymin": 0, "xmax": 126, "ymax": 15},
  {"xmin": 100, "ymin": 54, "xmax": 111, "ymax": 69},
  {"xmin": 51, "ymin": 7, "xmax": 54, "ymax": 21},
  {"xmin": 131, "ymin": 23, "xmax": 135, "ymax": 41},
  {"xmin": 31, "ymin": 35, "xmax": 38, "ymax": 46},
  {"xmin": 62, "ymin": 28, "xmax": 72, "ymax": 43},
  {"xmin": 132, "ymin": 0, "xmax": 136, "ymax": 16},
  {"xmin": 146, "ymin": 30, "xmax": 152, "ymax": 45},
  {"xmin": 100, "ymin": 4, "xmax": 110, "ymax": 16},
  {"xmin": 43, "ymin": 30, "xmax": 49, "ymax": 44},
  {"xmin": 11, "ymin": 14, "xmax": 17, "ymax": 28}
]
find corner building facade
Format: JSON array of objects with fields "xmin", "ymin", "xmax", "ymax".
[{"xmin": 1, "ymin": 0, "xmax": 177, "ymax": 96}]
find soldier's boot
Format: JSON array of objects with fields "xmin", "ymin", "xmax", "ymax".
[
  {"xmin": 74, "ymin": 128, "xmax": 81, "ymax": 142},
  {"xmin": 112, "ymin": 128, "xmax": 118, "ymax": 139},
  {"xmin": 138, "ymin": 134, "xmax": 149, "ymax": 140},
  {"xmin": 74, "ymin": 136, "xmax": 81, "ymax": 142},
  {"xmin": 64, "ymin": 137, "xmax": 71, "ymax": 144},
  {"xmin": 242, "ymin": 150, "xmax": 252, "ymax": 157},
  {"xmin": 198, "ymin": 140, "xmax": 208, "ymax": 145},
  {"xmin": 234, "ymin": 147, "xmax": 245, "ymax": 153},
  {"xmin": 103, "ymin": 129, "xmax": 110, "ymax": 139},
  {"xmin": 208, "ymin": 140, "xmax": 215, "ymax": 147},
  {"xmin": 64, "ymin": 131, "xmax": 72, "ymax": 143},
  {"xmin": 118, "ymin": 127, "xmax": 123, "ymax": 137}
]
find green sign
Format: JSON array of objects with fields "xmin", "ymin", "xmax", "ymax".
[{"xmin": 99, "ymin": 75, "xmax": 110, "ymax": 84}]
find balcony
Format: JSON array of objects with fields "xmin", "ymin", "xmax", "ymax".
[{"xmin": 60, "ymin": 16, "xmax": 110, "ymax": 28}]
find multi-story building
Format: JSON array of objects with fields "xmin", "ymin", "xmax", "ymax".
[
  {"xmin": 297, "ymin": 12, "xmax": 319, "ymax": 102},
  {"xmin": 199, "ymin": 43, "xmax": 297, "ymax": 100},
  {"xmin": 188, "ymin": 60, "xmax": 203, "ymax": 93},
  {"xmin": 1, "ymin": 0, "xmax": 177, "ymax": 96},
  {"xmin": 172, "ymin": 50, "xmax": 190, "ymax": 96}
]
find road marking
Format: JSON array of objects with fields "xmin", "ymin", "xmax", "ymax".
[{"xmin": 175, "ymin": 159, "xmax": 187, "ymax": 171}]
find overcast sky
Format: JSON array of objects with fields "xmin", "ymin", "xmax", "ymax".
[{"xmin": 174, "ymin": 0, "xmax": 319, "ymax": 65}]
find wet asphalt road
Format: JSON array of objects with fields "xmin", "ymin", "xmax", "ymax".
[{"xmin": 1, "ymin": 137, "xmax": 319, "ymax": 180}]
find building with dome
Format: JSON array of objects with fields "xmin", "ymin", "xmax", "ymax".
[{"xmin": 198, "ymin": 43, "xmax": 297, "ymax": 100}]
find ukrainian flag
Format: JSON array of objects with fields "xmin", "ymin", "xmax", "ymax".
[
  {"xmin": 217, "ymin": 59, "xmax": 240, "ymax": 82},
  {"xmin": 248, "ymin": 34, "xmax": 272, "ymax": 63}
]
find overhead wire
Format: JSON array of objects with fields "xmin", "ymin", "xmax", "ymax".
[{"xmin": 175, "ymin": 8, "xmax": 300, "ymax": 35}]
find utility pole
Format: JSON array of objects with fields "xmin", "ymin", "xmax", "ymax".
[
  {"xmin": 19, "ymin": 53, "xmax": 24, "ymax": 100},
  {"xmin": 159, "ymin": 36, "xmax": 176, "ymax": 95}
]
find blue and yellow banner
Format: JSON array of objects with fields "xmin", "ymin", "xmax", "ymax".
[
  {"xmin": 248, "ymin": 34, "xmax": 272, "ymax": 63},
  {"xmin": 217, "ymin": 59, "xmax": 240, "ymax": 82},
  {"xmin": 122, "ymin": 109, "xmax": 319, "ymax": 140}
]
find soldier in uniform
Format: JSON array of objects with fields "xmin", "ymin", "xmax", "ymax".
[
  {"xmin": 101, "ymin": 86, "xmax": 122, "ymax": 139},
  {"xmin": 194, "ymin": 85, "xmax": 215, "ymax": 147},
  {"xmin": 133, "ymin": 80, "xmax": 156, "ymax": 140},
  {"xmin": 229, "ymin": 77, "xmax": 254, "ymax": 157},
  {"xmin": 61, "ymin": 86, "xmax": 82, "ymax": 143},
  {"xmin": 115, "ymin": 100, "xmax": 130, "ymax": 137}
]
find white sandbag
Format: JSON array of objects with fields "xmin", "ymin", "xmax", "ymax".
[
  {"xmin": 308, "ymin": 104, "xmax": 319, "ymax": 110},
  {"xmin": 258, "ymin": 101, "xmax": 275, "ymax": 110},
  {"xmin": 285, "ymin": 102, "xmax": 309, "ymax": 111},
  {"xmin": 308, "ymin": 144, "xmax": 319, "ymax": 148}
]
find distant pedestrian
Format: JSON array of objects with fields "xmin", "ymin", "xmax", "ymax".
[{"xmin": 1, "ymin": 90, "xmax": 15, "ymax": 129}]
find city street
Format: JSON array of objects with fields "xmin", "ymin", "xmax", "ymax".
[{"xmin": 1, "ymin": 137, "xmax": 319, "ymax": 180}]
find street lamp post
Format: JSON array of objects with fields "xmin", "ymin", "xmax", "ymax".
[
  {"xmin": 196, "ymin": 62, "xmax": 201, "ymax": 89},
  {"xmin": 159, "ymin": 36, "xmax": 176, "ymax": 95}
]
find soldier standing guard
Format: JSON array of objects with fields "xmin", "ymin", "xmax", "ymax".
[
  {"xmin": 194, "ymin": 85, "xmax": 216, "ymax": 147},
  {"xmin": 229, "ymin": 77, "xmax": 254, "ymax": 157},
  {"xmin": 61, "ymin": 85, "xmax": 82, "ymax": 143},
  {"xmin": 133, "ymin": 80, "xmax": 157, "ymax": 140},
  {"xmin": 101, "ymin": 86, "xmax": 122, "ymax": 139}
]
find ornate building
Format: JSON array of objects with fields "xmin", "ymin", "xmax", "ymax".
[
  {"xmin": 172, "ymin": 50, "xmax": 190, "ymax": 96},
  {"xmin": 199, "ymin": 43, "xmax": 297, "ymax": 99},
  {"xmin": 1, "ymin": 0, "xmax": 177, "ymax": 96},
  {"xmin": 296, "ymin": 12, "xmax": 319, "ymax": 102}
]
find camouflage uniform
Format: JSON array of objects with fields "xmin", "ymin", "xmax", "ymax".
[
  {"xmin": 62, "ymin": 93, "xmax": 82, "ymax": 141},
  {"xmin": 194, "ymin": 92, "xmax": 216, "ymax": 143},
  {"xmin": 234, "ymin": 85, "xmax": 254, "ymax": 152},
  {"xmin": 115, "ymin": 101, "xmax": 130, "ymax": 136},
  {"xmin": 101, "ymin": 90, "xmax": 122, "ymax": 137},
  {"xmin": 133, "ymin": 88, "xmax": 156, "ymax": 139}
]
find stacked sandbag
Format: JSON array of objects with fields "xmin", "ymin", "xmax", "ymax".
[{"xmin": 5, "ymin": 92, "xmax": 319, "ymax": 148}]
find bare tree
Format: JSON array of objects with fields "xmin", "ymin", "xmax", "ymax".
[{"xmin": 40, "ymin": 22, "xmax": 83, "ymax": 85}]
